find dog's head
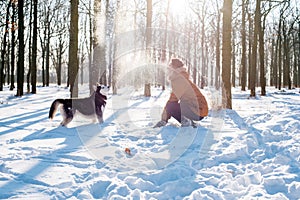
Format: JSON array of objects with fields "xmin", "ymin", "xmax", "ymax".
[{"xmin": 95, "ymin": 84, "xmax": 110, "ymax": 96}]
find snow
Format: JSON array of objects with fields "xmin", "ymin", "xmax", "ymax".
[{"xmin": 0, "ymin": 84, "xmax": 300, "ymax": 199}]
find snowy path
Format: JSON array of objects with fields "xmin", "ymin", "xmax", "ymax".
[{"xmin": 0, "ymin": 85, "xmax": 299, "ymax": 199}]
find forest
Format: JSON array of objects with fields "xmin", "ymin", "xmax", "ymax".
[
  {"xmin": 0, "ymin": 0, "xmax": 299, "ymax": 108},
  {"xmin": 1, "ymin": 1, "xmax": 300, "ymax": 198}
]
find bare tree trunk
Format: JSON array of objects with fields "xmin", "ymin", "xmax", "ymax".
[
  {"xmin": 99, "ymin": 0, "xmax": 110, "ymax": 86},
  {"xmin": 247, "ymin": 9, "xmax": 253, "ymax": 90},
  {"xmin": 274, "ymin": 32, "xmax": 280, "ymax": 88},
  {"xmin": 46, "ymin": 20, "xmax": 51, "ymax": 86},
  {"xmin": 186, "ymin": 24, "xmax": 191, "ymax": 75},
  {"xmin": 160, "ymin": 0, "xmax": 170, "ymax": 90},
  {"xmin": 144, "ymin": 0, "xmax": 152, "ymax": 97},
  {"xmin": 282, "ymin": 19, "xmax": 292, "ymax": 90},
  {"xmin": 88, "ymin": 1, "xmax": 93, "ymax": 93},
  {"xmin": 56, "ymin": 35, "xmax": 66, "ymax": 86},
  {"xmin": 215, "ymin": 6, "xmax": 221, "ymax": 90},
  {"xmin": 241, "ymin": 0, "xmax": 247, "ymax": 91},
  {"xmin": 6, "ymin": 43, "xmax": 10, "ymax": 86},
  {"xmin": 231, "ymin": 30, "xmax": 236, "ymax": 88},
  {"xmin": 270, "ymin": 38, "xmax": 275, "ymax": 86},
  {"xmin": 57, "ymin": 45, "xmax": 62, "ymax": 86},
  {"xmin": 292, "ymin": 36, "xmax": 297, "ymax": 87},
  {"xmin": 10, "ymin": 2, "xmax": 16, "ymax": 91},
  {"xmin": 80, "ymin": 42, "xmax": 84, "ymax": 85},
  {"xmin": 80, "ymin": 65, "xmax": 84, "ymax": 86},
  {"xmin": 297, "ymin": 21, "xmax": 300, "ymax": 87},
  {"xmin": 200, "ymin": 12, "xmax": 205, "ymax": 89},
  {"xmin": 31, "ymin": 0, "xmax": 38, "ymax": 94},
  {"xmin": 27, "ymin": 0, "xmax": 33, "ymax": 93},
  {"xmin": 38, "ymin": 31, "xmax": 46, "ymax": 87},
  {"xmin": 106, "ymin": 0, "xmax": 113, "ymax": 87},
  {"xmin": 111, "ymin": 0, "xmax": 121, "ymax": 95},
  {"xmin": 250, "ymin": 0, "xmax": 260, "ymax": 97},
  {"xmin": 17, "ymin": 0, "xmax": 25, "ymax": 97},
  {"xmin": 222, "ymin": 0, "xmax": 232, "ymax": 109},
  {"xmin": 193, "ymin": 31, "xmax": 198, "ymax": 85},
  {"xmin": 1, "ymin": 1, "xmax": 11, "ymax": 91},
  {"xmin": 258, "ymin": 3, "xmax": 266, "ymax": 96},
  {"xmin": 277, "ymin": 11, "xmax": 283, "ymax": 90},
  {"xmin": 91, "ymin": 0, "xmax": 101, "ymax": 94},
  {"xmin": 68, "ymin": 0, "xmax": 79, "ymax": 98},
  {"xmin": 144, "ymin": 83, "xmax": 151, "ymax": 97}
]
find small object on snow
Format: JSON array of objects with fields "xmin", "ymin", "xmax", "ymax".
[{"xmin": 125, "ymin": 148, "xmax": 131, "ymax": 156}]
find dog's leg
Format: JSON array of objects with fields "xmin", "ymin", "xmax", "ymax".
[
  {"xmin": 61, "ymin": 117, "xmax": 73, "ymax": 126},
  {"xmin": 60, "ymin": 105, "xmax": 74, "ymax": 126},
  {"xmin": 97, "ymin": 112, "xmax": 104, "ymax": 124},
  {"xmin": 97, "ymin": 117, "xmax": 104, "ymax": 124},
  {"xmin": 95, "ymin": 105, "xmax": 104, "ymax": 124}
]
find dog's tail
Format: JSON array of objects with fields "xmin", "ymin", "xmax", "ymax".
[{"xmin": 49, "ymin": 99, "xmax": 65, "ymax": 119}]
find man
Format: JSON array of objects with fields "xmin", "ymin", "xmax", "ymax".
[{"xmin": 154, "ymin": 58, "xmax": 208, "ymax": 127}]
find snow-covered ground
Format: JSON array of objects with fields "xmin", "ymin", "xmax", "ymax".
[{"xmin": 0, "ymin": 84, "xmax": 299, "ymax": 199}]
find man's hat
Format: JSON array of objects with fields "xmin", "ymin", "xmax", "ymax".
[{"xmin": 170, "ymin": 58, "xmax": 184, "ymax": 68}]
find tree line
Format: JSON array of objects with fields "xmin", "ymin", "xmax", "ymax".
[{"xmin": 0, "ymin": 0, "xmax": 299, "ymax": 108}]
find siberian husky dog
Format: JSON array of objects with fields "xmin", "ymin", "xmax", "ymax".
[{"xmin": 49, "ymin": 84, "xmax": 109, "ymax": 126}]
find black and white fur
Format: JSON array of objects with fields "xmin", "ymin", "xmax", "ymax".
[{"xmin": 49, "ymin": 85, "xmax": 109, "ymax": 126}]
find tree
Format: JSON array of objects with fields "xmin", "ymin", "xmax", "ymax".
[
  {"xmin": 144, "ymin": 0, "xmax": 152, "ymax": 97},
  {"xmin": 39, "ymin": 30, "xmax": 46, "ymax": 86},
  {"xmin": 10, "ymin": 1, "xmax": 16, "ymax": 91},
  {"xmin": 68, "ymin": 0, "xmax": 79, "ymax": 98},
  {"xmin": 54, "ymin": 28, "xmax": 67, "ymax": 86},
  {"xmin": 40, "ymin": 1, "xmax": 61, "ymax": 87},
  {"xmin": 275, "ymin": 5, "xmax": 287, "ymax": 90},
  {"xmin": 26, "ymin": 1, "xmax": 33, "ymax": 93},
  {"xmin": 215, "ymin": 0, "xmax": 221, "ymax": 90},
  {"xmin": 193, "ymin": 24, "xmax": 199, "ymax": 85},
  {"xmin": 200, "ymin": 2, "xmax": 207, "ymax": 89},
  {"xmin": 31, "ymin": 0, "xmax": 38, "ymax": 94},
  {"xmin": 0, "ymin": 1, "xmax": 11, "ymax": 91},
  {"xmin": 99, "ymin": 0, "xmax": 110, "ymax": 85},
  {"xmin": 270, "ymin": 37, "xmax": 275, "ymax": 87},
  {"xmin": 51, "ymin": 1, "xmax": 68, "ymax": 86},
  {"xmin": 249, "ymin": 0, "xmax": 260, "ymax": 97},
  {"xmin": 51, "ymin": 34, "xmax": 66, "ymax": 86},
  {"xmin": 45, "ymin": 10, "xmax": 51, "ymax": 87},
  {"xmin": 1, "ymin": 0, "xmax": 299, "ymax": 99},
  {"xmin": 231, "ymin": 29, "xmax": 236, "ymax": 88},
  {"xmin": 86, "ymin": 0, "xmax": 93, "ymax": 92},
  {"xmin": 281, "ymin": 3, "xmax": 297, "ymax": 90},
  {"xmin": 111, "ymin": 0, "xmax": 121, "ymax": 95},
  {"xmin": 16, "ymin": 0, "xmax": 25, "ymax": 97},
  {"xmin": 39, "ymin": 2, "xmax": 49, "ymax": 87},
  {"xmin": 282, "ymin": 19, "xmax": 291, "ymax": 89},
  {"xmin": 160, "ymin": 0, "xmax": 170, "ymax": 91},
  {"xmin": 258, "ymin": 1, "xmax": 273, "ymax": 96},
  {"xmin": 91, "ymin": 0, "xmax": 101, "ymax": 94},
  {"xmin": 93, "ymin": 0, "xmax": 107, "ymax": 87},
  {"xmin": 240, "ymin": 0, "xmax": 247, "ymax": 91},
  {"xmin": 297, "ymin": 21, "xmax": 300, "ymax": 87},
  {"xmin": 221, "ymin": 0, "xmax": 232, "ymax": 109}
]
